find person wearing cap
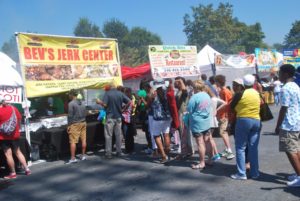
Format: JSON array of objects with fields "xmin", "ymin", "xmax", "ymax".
[
  {"xmin": 96, "ymin": 83, "xmax": 131, "ymax": 159},
  {"xmin": 149, "ymin": 78, "xmax": 172, "ymax": 163},
  {"xmin": 230, "ymin": 74, "xmax": 261, "ymax": 180},
  {"xmin": 275, "ymin": 64, "xmax": 300, "ymax": 187},
  {"xmin": 66, "ymin": 89, "xmax": 87, "ymax": 164},
  {"xmin": 0, "ymin": 98, "xmax": 31, "ymax": 179}
]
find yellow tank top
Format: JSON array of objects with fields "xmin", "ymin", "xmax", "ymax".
[{"xmin": 235, "ymin": 88, "xmax": 260, "ymax": 120}]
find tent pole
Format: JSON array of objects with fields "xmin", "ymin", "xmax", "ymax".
[{"xmin": 15, "ymin": 33, "xmax": 32, "ymax": 166}]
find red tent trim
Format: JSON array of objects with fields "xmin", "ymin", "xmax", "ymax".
[{"xmin": 121, "ymin": 63, "xmax": 151, "ymax": 80}]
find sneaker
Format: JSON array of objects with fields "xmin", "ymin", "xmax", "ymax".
[
  {"xmin": 287, "ymin": 173, "xmax": 297, "ymax": 181},
  {"xmin": 4, "ymin": 173, "xmax": 17, "ymax": 179},
  {"xmin": 230, "ymin": 173, "xmax": 247, "ymax": 180},
  {"xmin": 25, "ymin": 169, "xmax": 31, "ymax": 176},
  {"xmin": 287, "ymin": 177, "xmax": 300, "ymax": 187},
  {"xmin": 225, "ymin": 152, "xmax": 235, "ymax": 160},
  {"xmin": 219, "ymin": 150, "xmax": 228, "ymax": 157},
  {"xmin": 65, "ymin": 158, "xmax": 78, "ymax": 164},
  {"xmin": 80, "ymin": 155, "xmax": 87, "ymax": 161},
  {"xmin": 211, "ymin": 153, "xmax": 221, "ymax": 161}
]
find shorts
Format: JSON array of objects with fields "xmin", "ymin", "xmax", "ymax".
[
  {"xmin": 0, "ymin": 139, "xmax": 20, "ymax": 151},
  {"xmin": 67, "ymin": 122, "xmax": 87, "ymax": 144},
  {"xmin": 279, "ymin": 129, "xmax": 300, "ymax": 153},
  {"xmin": 218, "ymin": 118, "xmax": 228, "ymax": 136},
  {"xmin": 192, "ymin": 129, "xmax": 211, "ymax": 138},
  {"xmin": 150, "ymin": 117, "xmax": 171, "ymax": 137}
]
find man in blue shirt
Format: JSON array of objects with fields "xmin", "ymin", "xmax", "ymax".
[{"xmin": 275, "ymin": 64, "xmax": 300, "ymax": 187}]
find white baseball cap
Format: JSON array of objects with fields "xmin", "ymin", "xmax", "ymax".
[
  {"xmin": 243, "ymin": 74, "xmax": 255, "ymax": 86},
  {"xmin": 150, "ymin": 78, "xmax": 169, "ymax": 90}
]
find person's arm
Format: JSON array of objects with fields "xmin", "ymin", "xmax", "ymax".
[
  {"xmin": 275, "ymin": 106, "xmax": 287, "ymax": 134},
  {"xmin": 216, "ymin": 98, "xmax": 227, "ymax": 112},
  {"xmin": 275, "ymin": 87, "xmax": 289, "ymax": 134},
  {"xmin": 96, "ymin": 99, "xmax": 107, "ymax": 108}
]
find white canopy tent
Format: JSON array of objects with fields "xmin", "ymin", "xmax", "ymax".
[
  {"xmin": 196, "ymin": 44, "xmax": 221, "ymax": 77},
  {"xmin": 196, "ymin": 45, "xmax": 256, "ymax": 85},
  {"xmin": 0, "ymin": 52, "xmax": 23, "ymax": 86}
]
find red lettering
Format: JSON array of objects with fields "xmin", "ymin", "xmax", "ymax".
[
  {"xmin": 82, "ymin": 50, "xmax": 88, "ymax": 60},
  {"xmin": 67, "ymin": 49, "xmax": 73, "ymax": 60},
  {"xmin": 37, "ymin": 48, "xmax": 45, "ymax": 60},
  {"xmin": 24, "ymin": 47, "xmax": 32, "ymax": 59},
  {"xmin": 73, "ymin": 49, "xmax": 80, "ymax": 60},
  {"xmin": 31, "ymin": 48, "xmax": 39, "ymax": 60},
  {"xmin": 48, "ymin": 48, "xmax": 54, "ymax": 60},
  {"xmin": 108, "ymin": 50, "xmax": 113, "ymax": 60}
]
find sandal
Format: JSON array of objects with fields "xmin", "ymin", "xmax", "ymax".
[
  {"xmin": 160, "ymin": 156, "xmax": 169, "ymax": 164},
  {"xmin": 191, "ymin": 163, "xmax": 206, "ymax": 170}
]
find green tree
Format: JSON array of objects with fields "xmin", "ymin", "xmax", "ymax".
[
  {"xmin": 272, "ymin": 43, "xmax": 284, "ymax": 51},
  {"xmin": 284, "ymin": 20, "xmax": 300, "ymax": 49},
  {"xmin": 103, "ymin": 18, "xmax": 129, "ymax": 41},
  {"xmin": 74, "ymin": 17, "xmax": 103, "ymax": 37},
  {"xmin": 183, "ymin": 3, "xmax": 265, "ymax": 54},
  {"xmin": 1, "ymin": 35, "xmax": 19, "ymax": 62},
  {"xmin": 122, "ymin": 27, "xmax": 162, "ymax": 66}
]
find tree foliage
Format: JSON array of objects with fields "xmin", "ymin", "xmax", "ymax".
[
  {"xmin": 102, "ymin": 19, "xmax": 162, "ymax": 66},
  {"xmin": 183, "ymin": 3, "xmax": 265, "ymax": 54},
  {"xmin": 1, "ymin": 35, "xmax": 19, "ymax": 62},
  {"xmin": 284, "ymin": 20, "xmax": 300, "ymax": 49},
  {"xmin": 74, "ymin": 17, "xmax": 103, "ymax": 37}
]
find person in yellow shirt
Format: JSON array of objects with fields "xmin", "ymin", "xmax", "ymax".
[{"xmin": 230, "ymin": 74, "xmax": 261, "ymax": 180}]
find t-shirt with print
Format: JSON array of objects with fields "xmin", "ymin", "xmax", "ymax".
[
  {"xmin": 103, "ymin": 89, "xmax": 131, "ymax": 119},
  {"xmin": 187, "ymin": 92, "xmax": 212, "ymax": 133},
  {"xmin": 217, "ymin": 87, "xmax": 232, "ymax": 119},
  {"xmin": 280, "ymin": 82, "xmax": 300, "ymax": 131}
]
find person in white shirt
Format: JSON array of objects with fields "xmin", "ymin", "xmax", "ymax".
[{"xmin": 273, "ymin": 76, "xmax": 282, "ymax": 106}]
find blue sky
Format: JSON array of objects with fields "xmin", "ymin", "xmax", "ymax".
[{"xmin": 1, "ymin": 0, "xmax": 299, "ymax": 50}]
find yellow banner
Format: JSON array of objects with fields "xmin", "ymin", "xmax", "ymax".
[{"xmin": 17, "ymin": 33, "xmax": 122, "ymax": 97}]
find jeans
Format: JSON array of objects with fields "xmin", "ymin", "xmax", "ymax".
[
  {"xmin": 235, "ymin": 117, "xmax": 261, "ymax": 177},
  {"xmin": 274, "ymin": 92, "xmax": 280, "ymax": 105},
  {"xmin": 104, "ymin": 118, "xmax": 122, "ymax": 155}
]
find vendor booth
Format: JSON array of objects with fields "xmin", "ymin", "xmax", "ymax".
[
  {"xmin": 122, "ymin": 63, "xmax": 151, "ymax": 91},
  {"xmin": 13, "ymin": 33, "xmax": 123, "ymax": 161}
]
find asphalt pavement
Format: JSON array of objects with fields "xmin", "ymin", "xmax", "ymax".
[{"xmin": 0, "ymin": 105, "xmax": 299, "ymax": 201}]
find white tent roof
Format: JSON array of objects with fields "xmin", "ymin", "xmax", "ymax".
[
  {"xmin": 0, "ymin": 52, "xmax": 23, "ymax": 86},
  {"xmin": 196, "ymin": 44, "xmax": 221, "ymax": 66}
]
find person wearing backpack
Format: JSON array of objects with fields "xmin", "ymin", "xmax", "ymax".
[{"xmin": 0, "ymin": 97, "xmax": 31, "ymax": 179}]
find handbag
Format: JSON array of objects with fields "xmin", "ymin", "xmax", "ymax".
[
  {"xmin": 0, "ymin": 106, "xmax": 18, "ymax": 136},
  {"xmin": 259, "ymin": 94, "xmax": 273, "ymax": 121}
]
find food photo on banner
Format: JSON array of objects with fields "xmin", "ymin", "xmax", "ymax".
[
  {"xmin": 148, "ymin": 45, "xmax": 198, "ymax": 79},
  {"xmin": 255, "ymin": 48, "xmax": 278, "ymax": 73},
  {"xmin": 283, "ymin": 48, "xmax": 300, "ymax": 67},
  {"xmin": 12, "ymin": 33, "xmax": 123, "ymax": 161}
]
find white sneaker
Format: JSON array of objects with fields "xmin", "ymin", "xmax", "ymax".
[
  {"xmin": 231, "ymin": 173, "xmax": 247, "ymax": 180},
  {"xmin": 65, "ymin": 158, "xmax": 78, "ymax": 164},
  {"xmin": 80, "ymin": 155, "xmax": 87, "ymax": 161},
  {"xmin": 287, "ymin": 177, "xmax": 300, "ymax": 187},
  {"xmin": 287, "ymin": 173, "xmax": 297, "ymax": 181}
]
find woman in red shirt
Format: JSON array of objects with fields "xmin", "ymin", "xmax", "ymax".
[{"xmin": 0, "ymin": 98, "xmax": 31, "ymax": 179}]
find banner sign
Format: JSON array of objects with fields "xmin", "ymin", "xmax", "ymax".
[
  {"xmin": 215, "ymin": 54, "xmax": 255, "ymax": 68},
  {"xmin": 148, "ymin": 45, "xmax": 198, "ymax": 79},
  {"xmin": 283, "ymin": 49, "xmax": 300, "ymax": 67},
  {"xmin": 16, "ymin": 33, "xmax": 122, "ymax": 97},
  {"xmin": 255, "ymin": 48, "xmax": 278, "ymax": 72},
  {"xmin": 0, "ymin": 86, "xmax": 22, "ymax": 104}
]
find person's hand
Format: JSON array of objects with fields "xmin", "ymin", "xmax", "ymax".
[{"xmin": 180, "ymin": 80, "xmax": 186, "ymax": 90}]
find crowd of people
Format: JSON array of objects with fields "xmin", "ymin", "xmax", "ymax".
[{"xmin": 0, "ymin": 64, "xmax": 299, "ymax": 188}]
